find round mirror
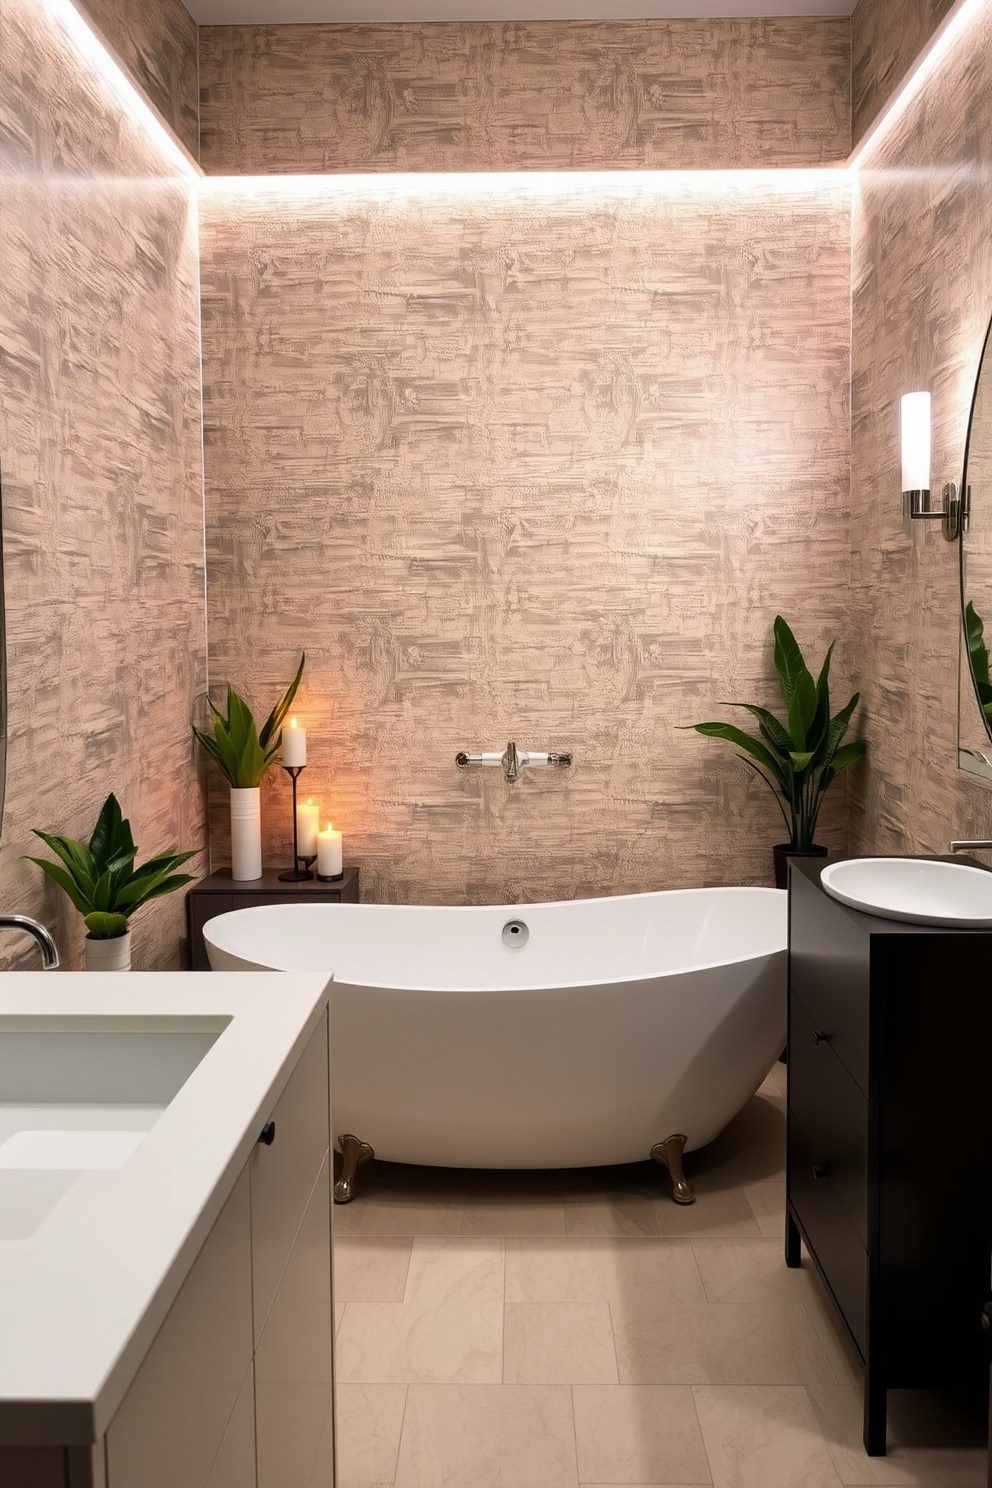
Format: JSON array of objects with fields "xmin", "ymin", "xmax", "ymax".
[{"xmin": 959, "ymin": 316, "xmax": 992, "ymax": 777}]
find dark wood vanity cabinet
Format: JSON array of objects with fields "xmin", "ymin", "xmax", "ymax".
[{"xmin": 786, "ymin": 858, "xmax": 992, "ymax": 1456}]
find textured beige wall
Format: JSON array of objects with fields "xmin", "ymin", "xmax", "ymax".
[
  {"xmin": 851, "ymin": 0, "xmax": 955, "ymax": 147},
  {"xmin": 0, "ymin": 0, "xmax": 207, "ymax": 968},
  {"xmin": 76, "ymin": 0, "xmax": 200, "ymax": 159},
  {"xmin": 199, "ymin": 19, "xmax": 851, "ymax": 174},
  {"xmin": 849, "ymin": 0, "xmax": 992, "ymax": 855},
  {"xmin": 200, "ymin": 176, "xmax": 852, "ymax": 903}
]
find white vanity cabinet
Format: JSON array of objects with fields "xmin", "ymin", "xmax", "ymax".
[{"xmin": 0, "ymin": 1000, "xmax": 334, "ymax": 1488}]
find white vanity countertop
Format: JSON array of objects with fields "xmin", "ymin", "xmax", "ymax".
[{"xmin": 0, "ymin": 970, "xmax": 332, "ymax": 1446}]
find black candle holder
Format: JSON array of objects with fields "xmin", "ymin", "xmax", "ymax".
[{"xmin": 278, "ymin": 765, "xmax": 315, "ymax": 882}]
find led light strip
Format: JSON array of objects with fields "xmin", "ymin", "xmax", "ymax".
[
  {"xmin": 199, "ymin": 167, "xmax": 853, "ymax": 197},
  {"xmin": 849, "ymin": 0, "xmax": 992, "ymax": 168},
  {"xmin": 45, "ymin": 0, "xmax": 200, "ymax": 179},
  {"xmin": 45, "ymin": 0, "xmax": 992, "ymax": 194}
]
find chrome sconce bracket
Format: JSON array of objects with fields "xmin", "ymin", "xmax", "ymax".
[{"xmin": 906, "ymin": 481, "xmax": 961, "ymax": 541}]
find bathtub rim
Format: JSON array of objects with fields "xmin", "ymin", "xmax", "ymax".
[{"xmin": 202, "ymin": 884, "xmax": 787, "ymax": 994}]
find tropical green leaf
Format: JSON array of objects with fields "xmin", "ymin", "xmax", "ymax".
[
  {"xmin": 720, "ymin": 703, "xmax": 792, "ymax": 755},
  {"xmin": 967, "ymin": 599, "xmax": 992, "ymax": 692},
  {"xmin": 787, "ymin": 668, "xmax": 818, "ymax": 751},
  {"xmin": 686, "ymin": 721, "xmax": 790, "ymax": 791},
  {"xmin": 88, "ymin": 794, "xmax": 135, "ymax": 873},
  {"xmin": 260, "ymin": 652, "xmax": 305, "ymax": 750},
  {"xmin": 31, "ymin": 830, "xmax": 97, "ymax": 888},
  {"xmin": 772, "ymin": 616, "xmax": 807, "ymax": 708},
  {"xmin": 83, "ymin": 911, "xmax": 130, "ymax": 940},
  {"xmin": 826, "ymin": 739, "xmax": 867, "ymax": 774},
  {"xmin": 25, "ymin": 795, "xmax": 200, "ymax": 930},
  {"xmin": 22, "ymin": 856, "xmax": 93, "ymax": 915},
  {"xmin": 682, "ymin": 615, "xmax": 865, "ymax": 850}
]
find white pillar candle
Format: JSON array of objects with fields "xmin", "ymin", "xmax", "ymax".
[
  {"xmin": 282, "ymin": 717, "xmax": 307, "ymax": 767},
  {"xmin": 317, "ymin": 823, "xmax": 343, "ymax": 878},
  {"xmin": 296, "ymin": 797, "xmax": 319, "ymax": 857}
]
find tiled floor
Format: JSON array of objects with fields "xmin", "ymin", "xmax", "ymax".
[{"xmin": 331, "ymin": 1063, "xmax": 988, "ymax": 1488}]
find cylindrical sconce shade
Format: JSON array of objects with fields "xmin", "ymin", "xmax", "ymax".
[{"xmin": 901, "ymin": 391, "xmax": 931, "ymax": 492}]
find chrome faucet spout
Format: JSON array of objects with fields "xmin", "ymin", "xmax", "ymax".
[
  {"xmin": 0, "ymin": 914, "xmax": 60, "ymax": 969},
  {"xmin": 503, "ymin": 741, "xmax": 519, "ymax": 784},
  {"xmin": 950, "ymin": 840, "xmax": 992, "ymax": 853}
]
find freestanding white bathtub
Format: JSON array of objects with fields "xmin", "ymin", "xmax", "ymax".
[{"xmin": 203, "ymin": 888, "xmax": 786, "ymax": 1203}]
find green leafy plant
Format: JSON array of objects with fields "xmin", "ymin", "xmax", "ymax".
[
  {"xmin": 965, "ymin": 600, "xmax": 992, "ymax": 720},
  {"xmin": 191, "ymin": 654, "xmax": 305, "ymax": 788},
  {"xmin": 25, "ymin": 794, "xmax": 200, "ymax": 939},
  {"xmin": 682, "ymin": 615, "xmax": 866, "ymax": 851}
]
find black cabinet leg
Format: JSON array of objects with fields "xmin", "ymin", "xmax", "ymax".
[
  {"xmin": 863, "ymin": 1370, "xmax": 887, "ymax": 1455},
  {"xmin": 785, "ymin": 1210, "xmax": 802, "ymax": 1268}
]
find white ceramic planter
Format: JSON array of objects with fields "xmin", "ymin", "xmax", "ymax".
[
  {"xmin": 230, "ymin": 786, "xmax": 262, "ymax": 881},
  {"xmin": 85, "ymin": 930, "xmax": 131, "ymax": 972}
]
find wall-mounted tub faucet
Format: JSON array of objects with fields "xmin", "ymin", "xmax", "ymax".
[
  {"xmin": 456, "ymin": 744, "xmax": 573, "ymax": 784},
  {"xmin": 0, "ymin": 914, "xmax": 60, "ymax": 969},
  {"xmin": 950, "ymin": 839, "xmax": 992, "ymax": 853}
]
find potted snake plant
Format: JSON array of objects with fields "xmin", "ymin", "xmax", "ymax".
[
  {"xmin": 191, "ymin": 653, "xmax": 305, "ymax": 881},
  {"xmin": 683, "ymin": 615, "xmax": 866, "ymax": 886},
  {"xmin": 26, "ymin": 793, "xmax": 200, "ymax": 970}
]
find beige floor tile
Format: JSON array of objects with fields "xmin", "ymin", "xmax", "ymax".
[
  {"xmin": 805, "ymin": 1380, "xmax": 922, "ymax": 1485},
  {"xmin": 571, "ymin": 1383, "xmax": 711, "ymax": 1485},
  {"xmin": 506, "ymin": 1237, "xmax": 704, "ymax": 1307},
  {"xmin": 794, "ymin": 1271, "xmax": 862, "ymax": 1389},
  {"xmin": 692, "ymin": 1239, "xmax": 828, "ymax": 1306},
  {"xmin": 563, "ymin": 1191, "xmax": 661, "ymax": 1239},
  {"xmin": 346, "ymin": 1162, "xmax": 467, "ymax": 1236},
  {"xmin": 504, "ymin": 1302, "xmax": 618, "ymax": 1384},
  {"xmin": 612, "ymin": 1300, "xmax": 841, "ymax": 1388},
  {"xmin": 461, "ymin": 1198, "xmax": 567, "ymax": 1237},
  {"xmin": 336, "ymin": 1383, "xmax": 407, "ymax": 1488},
  {"xmin": 741, "ymin": 1177, "xmax": 786, "ymax": 1238},
  {"xmin": 333, "ymin": 1198, "xmax": 367, "ymax": 1235},
  {"xmin": 357, "ymin": 1197, "xmax": 466, "ymax": 1238},
  {"xmin": 334, "ymin": 1237, "xmax": 414, "ymax": 1302},
  {"xmin": 651, "ymin": 1162, "xmax": 763, "ymax": 1240},
  {"xmin": 691, "ymin": 1240, "xmax": 862, "ymax": 1393},
  {"xmin": 394, "ymin": 1383, "xmax": 578, "ymax": 1488},
  {"xmin": 336, "ymin": 1301, "xmax": 346, "ymax": 1336},
  {"xmin": 759, "ymin": 1061, "xmax": 789, "ymax": 1098},
  {"xmin": 335, "ymin": 1239, "xmax": 504, "ymax": 1384},
  {"xmin": 707, "ymin": 1097, "xmax": 787, "ymax": 1186},
  {"xmin": 693, "ymin": 1384, "xmax": 845, "ymax": 1488}
]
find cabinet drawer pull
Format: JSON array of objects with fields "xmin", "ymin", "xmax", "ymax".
[
  {"xmin": 812, "ymin": 1029, "xmax": 829, "ymax": 1045},
  {"xmin": 258, "ymin": 1121, "xmax": 276, "ymax": 1146},
  {"xmin": 812, "ymin": 1163, "xmax": 829, "ymax": 1181}
]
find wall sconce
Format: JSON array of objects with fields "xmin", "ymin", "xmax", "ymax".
[{"xmin": 900, "ymin": 390, "xmax": 960, "ymax": 540}]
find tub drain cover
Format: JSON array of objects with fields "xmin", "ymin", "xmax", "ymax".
[{"xmin": 502, "ymin": 919, "xmax": 529, "ymax": 948}]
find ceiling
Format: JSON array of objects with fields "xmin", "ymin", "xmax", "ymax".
[{"xmin": 187, "ymin": 0, "xmax": 852, "ymax": 24}]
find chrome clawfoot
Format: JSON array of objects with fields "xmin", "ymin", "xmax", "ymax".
[
  {"xmin": 651, "ymin": 1134, "xmax": 695, "ymax": 1205},
  {"xmin": 334, "ymin": 1134, "xmax": 374, "ymax": 1204}
]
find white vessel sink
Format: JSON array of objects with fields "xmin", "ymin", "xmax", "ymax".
[{"xmin": 820, "ymin": 857, "xmax": 992, "ymax": 926}]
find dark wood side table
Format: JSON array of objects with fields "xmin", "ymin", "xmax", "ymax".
[{"xmin": 185, "ymin": 866, "xmax": 360, "ymax": 971}]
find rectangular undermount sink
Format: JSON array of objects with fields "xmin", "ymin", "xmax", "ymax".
[{"xmin": 0, "ymin": 1016, "xmax": 231, "ymax": 1240}]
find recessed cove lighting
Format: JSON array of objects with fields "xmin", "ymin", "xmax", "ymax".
[
  {"xmin": 200, "ymin": 167, "xmax": 853, "ymax": 199},
  {"xmin": 45, "ymin": 0, "xmax": 200, "ymax": 179},
  {"xmin": 850, "ymin": 0, "xmax": 992, "ymax": 167}
]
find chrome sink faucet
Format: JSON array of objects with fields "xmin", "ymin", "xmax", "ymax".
[{"xmin": 0, "ymin": 915, "xmax": 60, "ymax": 969}]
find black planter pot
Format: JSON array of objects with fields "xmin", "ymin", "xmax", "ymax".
[{"xmin": 772, "ymin": 842, "xmax": 828, "ymax": 891}]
